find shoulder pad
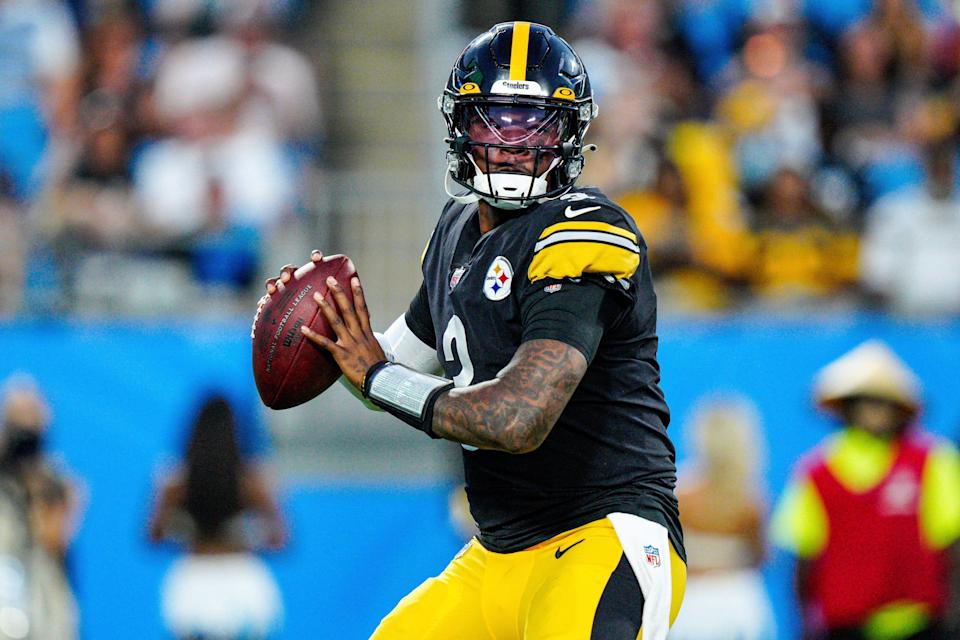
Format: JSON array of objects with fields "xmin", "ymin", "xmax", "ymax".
[{"xmin": 528, "ymin": 194, "xmax": 641, "ymax": 283}]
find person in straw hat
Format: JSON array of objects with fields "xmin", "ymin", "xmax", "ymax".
[{"xmin": 771, "ymin": 340, "xmax": 960, "ymax": 640}]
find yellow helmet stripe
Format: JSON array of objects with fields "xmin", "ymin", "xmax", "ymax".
[{"xmin": 509, "ymin": 21, "xmax": 531, "ymax": 81}]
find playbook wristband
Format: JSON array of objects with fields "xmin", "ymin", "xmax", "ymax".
[{"xmin": 362, "ymin": 361, "xmax": 453, "ymax": 438}]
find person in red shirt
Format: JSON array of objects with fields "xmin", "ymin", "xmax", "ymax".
[{"xmin": 771, "ymin": 340, "xmax": 960, "ymax": 640}]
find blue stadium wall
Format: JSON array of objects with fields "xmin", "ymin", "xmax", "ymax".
[{"xmin": 1, "ymin": 316, "xmax": 959, "ymax": 639}]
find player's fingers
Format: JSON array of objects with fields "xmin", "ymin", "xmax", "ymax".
[
  {"xmin": 325, "ymin": 276, "xmax": 362, "ymax": 336},
  {"xmin": 265, "ymin": 277, "xmax": 278, "ymax": 294},
  {"xmin": 310, "ymin": 250, "xmax": 323, "ymax": 263},
  {"xmin": 279, "ymin": 264, "xmax": 297, "ymax": 283},
  {"xmin": 300, "ymin": 325, "xmax": 342, "ymax": 355},
  {"xmin": 351, "ymin": 277, "xmax": 373, "ymax": 335},
  {"xmin": 314, "ymin": 291, "xmax": 351, "ymax": 343}
]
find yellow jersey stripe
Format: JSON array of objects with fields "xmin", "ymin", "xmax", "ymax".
[
  {"xmin": 528, "ymin": 241, "xmax": 640, "ymax": 282},
  {"xmin": 539, "ymin": 220, "xmax": 638, "ymax": 244},
  {"xmin": 509, "ymin": 22, "xmax": 531, "ymax": 81}
]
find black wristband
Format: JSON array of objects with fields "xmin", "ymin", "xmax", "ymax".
[{"xmin": 362, "ymin": 361, "xmax": 453, "ymax": 438}]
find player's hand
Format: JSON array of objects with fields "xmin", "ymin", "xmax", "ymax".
[
  {"xmin": 300, "ymin": 275, "xmax": 386, "ymax": 391},
  {"xmin": 263, "ymin": 249, "xmax": 324, "ymax": 296},
  {"xmin": 252, "ymin": 251, "xmax": 326, "ymax": 339}
]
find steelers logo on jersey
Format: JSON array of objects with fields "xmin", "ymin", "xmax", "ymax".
[{"xmin": 484, "ymin": 256, "xmax": 513, "ymax": 301}]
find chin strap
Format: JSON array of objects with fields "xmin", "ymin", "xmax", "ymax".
[
  {"xmin": 445, "ymin": 154, "xmax": 565, "ymax": 210},
  {"xmin": 444, "ymin": 170, "xmax": 481, "ymax": 205}
]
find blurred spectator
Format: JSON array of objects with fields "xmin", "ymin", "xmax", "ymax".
[
  {"xmin": 666, "ymin": 121, "xmax": 755, "ymax": 288},
  {"xmin": 148, "ymin": 395, "xmax": 286, "ymax": 640},
  {"xmin": 673, "ymin": 0, "xmax": 754, "ymax": 85},
  {"xmin": 0, "ymin": 0, "xmax": 82, "ymax": 315},
  {"xmin": 0, "ymin": 375, "xmax": 80, "ymax": 640},
  {"xmin": 771, "ymin": 340, "xmax": 960, "ymax": 640},
  {"xmin": 861, "ymin": 139, "xmax": 960, "ymax": 316},
  {"xmin": 718, "ymin": 18, "xmax": 824, "ymax": 192},
  {"xmin": 818, "ymin": 0, "xmax": 957, "ymax": 204},
  {"xmin": 670, "ymin": 395, "xmax": 776, "ymax": 640},
  {"xmin": 134, "ymin": 35, "xmax": 298, "ymax": 290},
  {"xmin": 574, "ymin": 0, "xmax": 679, "ymax": 195},
  {"xmin": 215, "ymin": 0, "xmax": 322, "ymax": 146},
  {"xmin": 621, "ymin": 159, "xmax": 693, "ymax": 270},
  {"xmin": 42, "ymin": 8, "xmax": 149, "ymax": 305},
  {"xmin": 746, "ymin": 167, "xmax": 859, "ymax": 305},
  {"xmin": 0, "ymin": 0, "xmax": 80, "ymax": 202},
  {"xmin": 618, "ymin": 159, "xmax": 734, "ymax": 311}
]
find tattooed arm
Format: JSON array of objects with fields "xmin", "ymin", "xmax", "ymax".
[
  {"xmin": 300, "ymin": 273, "xmax": 592, "ymax": 453},
  {"xmin": 431, "ymin": 339, "xmax": 588, "ymax": 454}
]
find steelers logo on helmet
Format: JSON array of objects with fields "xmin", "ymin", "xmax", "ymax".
[{"xmin": 439, "ymin": 22, "xmax": 596, "ymax": 210}]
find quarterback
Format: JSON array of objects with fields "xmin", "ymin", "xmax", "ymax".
[{"xmin": 270, "ymin": 22, "xmax": 686, "ymax": 639}]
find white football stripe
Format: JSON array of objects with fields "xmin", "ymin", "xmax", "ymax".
[{"xmin": 293, "ymin": 261, "xmax": 316, "ymax": 280}]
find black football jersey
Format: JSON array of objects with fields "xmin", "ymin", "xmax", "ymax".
[{"xmin": 405, "ymin": 187, "xmax": 683, "ymax": 557}]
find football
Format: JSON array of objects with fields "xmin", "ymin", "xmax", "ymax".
[{"xmin": 252, "ymin": 255, "xmax": 357, "ymax": 409}]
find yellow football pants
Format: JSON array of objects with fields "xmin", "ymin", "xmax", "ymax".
[{"xmin": 371, "ymin": 515, "xmax": 686, "ymax": 639}]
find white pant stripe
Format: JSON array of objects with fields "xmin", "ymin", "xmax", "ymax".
[{"xmin": 607, "ymin": 512, "xmax": 673, "ymax": 640}]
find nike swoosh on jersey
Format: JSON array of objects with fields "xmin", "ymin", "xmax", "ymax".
[
  {"xmin": 554, "ymin": 538, "xmax": 586, "ymax": 559},
  {"xmin": 564, "ymin": 205, "xmax": 601, "ymax": 218}
]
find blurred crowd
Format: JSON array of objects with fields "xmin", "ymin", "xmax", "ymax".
[
  {"xmin": 560, "ymin": 0, "xmax": 960, "ymax": 316},
  {"xmin": 6, "ymin": 0, "xmax": 960, "ymax": 319},
  {"xmin": 0, "ymin": 0, "xmax": 321, "ymax": 316}
]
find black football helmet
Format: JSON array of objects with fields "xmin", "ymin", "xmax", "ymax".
[{"xmin": 439, "ymin": 22, "xmax": 597, "ymax": 210}]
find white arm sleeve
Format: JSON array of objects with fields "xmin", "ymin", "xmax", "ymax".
[
  {"xmin": 379, "ymin": 314, "xmax": 441, "ymax": 374},
  {"xmin": 340, "ymin": 314, "xmax": 441, "ymax": 409}
]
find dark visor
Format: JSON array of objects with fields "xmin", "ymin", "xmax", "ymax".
[{"xmin": 463, "ymin": 105, "xmax": 569, "ymax": 147}]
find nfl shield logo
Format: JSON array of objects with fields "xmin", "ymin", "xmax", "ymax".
[
  {"xmin": 450, "ymin": 266, "xmax": 466, "ymax": 290},
  {"xmin": 644, "ymin": 545, "xmax": 661, "ymax": 568}
]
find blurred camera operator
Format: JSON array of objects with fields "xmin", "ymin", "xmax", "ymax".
[{"xmin": 0, "ymin": 375, "xmax": 79, "ymax": 640}]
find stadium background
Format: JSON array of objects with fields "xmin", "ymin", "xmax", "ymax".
[{"xmin": 1, "ymin": 0, "xmax": 960, "ymax": 638}]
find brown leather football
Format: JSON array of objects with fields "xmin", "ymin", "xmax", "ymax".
[{"xmin": 251, "ymin": 255, "xmax": 357, "ymax": 409}]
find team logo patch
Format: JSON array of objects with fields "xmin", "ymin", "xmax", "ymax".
[
  {"xmin": 644, "ymin": 545, "xmax": 661, "ymax": 568},
  {"xmin": 484, "ymin": 256, "xmax": 513, "ymax": 301},
  {"xmin": 544, "ymin": 283, "xmax": 562, "ymax": 294},
  {"xmin": 450, "ymin": 266, "xmax": 467, "ymax": 290}
]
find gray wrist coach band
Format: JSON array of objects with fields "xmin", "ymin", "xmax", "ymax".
[{"xmin": 363, "ymin": 361, "xmax": 453, "ymax": 437}]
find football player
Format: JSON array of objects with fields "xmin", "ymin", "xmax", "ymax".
[{"xmin": 266, "ymin": 22, "xmax": 686, "ymax": 639}]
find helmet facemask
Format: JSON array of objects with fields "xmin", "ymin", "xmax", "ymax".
[{"xmin": 442, "ymin": 98, "xmax": 588, "ymax": 210}]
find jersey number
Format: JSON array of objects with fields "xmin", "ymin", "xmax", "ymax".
[
  {"xmin": 441, "ymin": 316, "xmax": 478, "ymax": 451},
  {"xmin": 442, "ymin": 315, "xmax": 474, "ymax": 387}
]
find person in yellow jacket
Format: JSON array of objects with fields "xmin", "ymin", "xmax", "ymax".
[{"xmin": 771, "ymin": 340, "xmax": 960, "ymax": 640}]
